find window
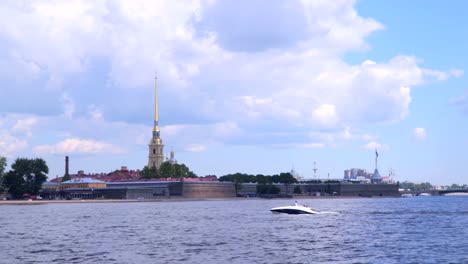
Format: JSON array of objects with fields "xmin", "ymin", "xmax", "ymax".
[{"xmin": 153, "ymin": 149, "xmax": 155, "ymax": 155}]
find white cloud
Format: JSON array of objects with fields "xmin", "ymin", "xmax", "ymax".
[
  {"xmin": 12, "ymin": 117, "xmax": 39, "ymax": 137},
  {"xmin": 312, "ymin": 104, "xmax": 338, "ymax": 127},
  {"xmin": 88, "ymin": 105, "xmax": 104, "ymax": 121},
  {"xmin": 0, "ymin": 51, "xmax": 41, "ymax": 80},
  {"xmin": 185, "ymin": 144, "xmax": 207, "ymax": 152},
  {"xmin": 0, "ymin": 130, "xmax": 28, "ymax": 157},
  {"xmin": 0, "ymin": 0, "xmax": 459, "ymax": 158},
  {"xmin": 449, "ymin": 69, "xmax": 464, "ymax": 78},
  {"xmin": 34, "ymin": 138, "xmax": 124, "ymax": 155},
  {"xmin": 449, "ymin": 90, "xmax": 468, "ymax": 115},
  {"xmin": 342, "ymin": 126, "xmax": 352, "ymax": 140},
  {"xmin": 363, "ymin": 141, "xmax": 389, "ymax": 151},
  {"xmin": 413, "ymin": 127, "xmax": 427, "ymax": 140}
]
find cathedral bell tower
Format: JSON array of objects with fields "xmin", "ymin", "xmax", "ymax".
[{"xmin": 148, "ymin": 75, "xmax": 165, "ymax": 169}]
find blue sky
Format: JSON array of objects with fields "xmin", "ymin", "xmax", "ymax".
[{"xmin": 0, "ymin": 0, "xmax": 467, "ymax": 185}]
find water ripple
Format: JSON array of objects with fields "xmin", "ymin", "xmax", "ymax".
[{"xmin": 0, "ymin": 197, "xmax": 467, "ymax": 263}]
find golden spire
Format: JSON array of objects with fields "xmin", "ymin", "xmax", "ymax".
[
  {"xmin": 154, "ymin": 73, "xmax": 159, "ymax": 127},
  {"xmin": 152, "ymin": 73, "xmax": 161, "ymax": 142}
]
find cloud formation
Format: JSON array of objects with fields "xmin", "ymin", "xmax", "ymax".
[
  {"xmin": 0, "ymin": 130, "xmax": 28, "ymax": 158},
  {"xmin": 363, "ymin": 141, "xmax": 389, "ymax": 151},
  {"xmin": 0, "ymin": 0, "xmax": 461, "ymax": 172},
  {"xmin": 413, "ymin": 127, "xmax": 427, "ymax": 141},
  {"xmin": 34, "ymin": 138, "xmax": 124, "ymax": 155}
]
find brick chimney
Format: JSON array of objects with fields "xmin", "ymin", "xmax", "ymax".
[{"xmin": 65, "ymin": 156, "xmax": 69, "ymax": 176}]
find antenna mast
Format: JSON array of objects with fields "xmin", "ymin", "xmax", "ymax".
[{"xmin": 313, "ymin": 161, "xmax": 318, "ymax": 180}]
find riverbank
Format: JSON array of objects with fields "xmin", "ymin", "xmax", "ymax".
[{"xmin": 0, "ymin": 195, "xmax": 389, "ymax": 205}]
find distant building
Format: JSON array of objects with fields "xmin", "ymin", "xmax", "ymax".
[
  {"xmin": 60, "ymin": 178, "xmax": 107, "ymax": 190},
  {"xmin": 51, "ymin": 168, "xmax": 143, "ymax": 183},
  {"xmin": 344, "ymin": 170, "xmax": 351, "ymax": 179},
  {"xmin": 344, "ymin": 168, "xmax": 371, "ymax": 180},
  {"xmin": 42, "ymin": 181, "xmax": 60, "ymax": 192}
]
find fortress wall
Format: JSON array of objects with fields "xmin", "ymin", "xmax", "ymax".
[
  {"xmin": 237, "ymin": 184, "xmax": 257, "ymax": 195},
  {"xmin": 182, "ymin": 182, "xmax": 236, "ymax": 198},
  {"xmin": 291, "ymin": 184, "xmax": 339, "ymax": 195},
  {"xmin": 125, "ymin": 189, "xmax": 156, "ymax": 200},
  {"xmin": 238, "ymin": 184, "xmax": 300, "ymax": 195},
  {"xmin": 112, "ymin": 182, "xmax": 399, "ymax": 198},
  {"xmin": 339, "ymin": 183, "xmax": 399, "ymax": 197},
  {"xmin": 292, "ymin": 183, "xmax": 399, "ymax": 197},
  {"xmin": 169, "ymin": 182, "xmax": 183, "ymax": 196}
]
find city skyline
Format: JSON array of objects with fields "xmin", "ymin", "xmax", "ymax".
[{"xmin": 0, "ymin": 1, "xmax": 467, "ymax": 185}]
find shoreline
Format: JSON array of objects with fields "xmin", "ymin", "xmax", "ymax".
[{"xmin": 0, "ymin": 195, "xmax": 394, "ymax": 205}]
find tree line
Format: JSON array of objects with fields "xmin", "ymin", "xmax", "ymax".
[
  {"xmin": 399, "ymin": 181, "xmax": 468, "ymax": 191},
  {"xmin": 218, "ymin": 172, "xmax": 298, "ymax": 195},
  {"xmin": 0, "ymin": 157, "xmax": 49, "ymax": 199},
  {"xmin": 141, "ymin": 161, "xmax": 197, "ymax": 179},
  {"xmin": 218, "ymin": 172, "xmax": 298, "ymax": 185}
]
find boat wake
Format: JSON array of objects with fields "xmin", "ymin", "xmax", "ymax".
[{"xmin": 316, "ymin": 211, "xmax": 339, "ymax": 214}]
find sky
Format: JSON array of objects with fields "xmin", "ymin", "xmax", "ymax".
[{"xmin": 0, "ymin": 0, "xmax": 467, "ymax": 185}]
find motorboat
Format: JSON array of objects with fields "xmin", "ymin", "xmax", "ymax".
[
  {"xmin": 270, "ymin": 204, "xmax": 319, "ymax": 215},
  {"xmin": 417, "ymin": 193, "xmax": 431, "ymax": 196}
]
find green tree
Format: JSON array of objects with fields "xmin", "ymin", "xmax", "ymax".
[
  {"xmin": 159, "ymin": 161, "xmax": 175, "ymax": 178},
  {"xmin": 233, "ymin": 174, "xmax": 243, "ymax": 196},
  {"xmin": 399, "ymin": 181, "xmax": 415, "ymax": 191},
  {"xmin": 293, "ymin": 185, "xmax": 302, "ymax": 194},
  {"xmin": 174, "ymin": 163, "xmax": 189, "ymax": 178},
  {"xmin": 174, "ymin": 163, "xmax": 197, "ymax": 178},
  {"xmin": 256, "ymin": 174, "xmax": 270, "ymax": 184},
  {"xmin": 257, "ymin": 184, "xmax": 280, "ymax": 194},
  {"xmin": 218, "ymin": 171, "xmax": 300, "ymax": 195},
  {"xmin": 278, "ymin": 172, "xmax": 297, "ymax": 194},
  {"xmin": 3, "ymin": 158, "xmax": 49, "ymax": 199},
  {"xmin": 186, "ymin": 170, "xmax": 197, "ymax": 178},
  {"xmin": 0, "ymin": 157, "xmax": 7, "ymax": 192},
  {"xmin": 141, "ymin": 166, "xmax": 159, "ymax": 179}
]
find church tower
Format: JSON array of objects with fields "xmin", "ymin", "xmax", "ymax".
[{"xmin": 148, "ymin": 75, "xmax": 165, "ymax": 169}]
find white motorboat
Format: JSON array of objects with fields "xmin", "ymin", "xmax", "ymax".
[
  {"xmin": 417, "ymin": 193, "xmax": 431, "ymax": 196},
  {"xmin": 270, "ymin": 204, "xmax": 319, "ymax": 215}
]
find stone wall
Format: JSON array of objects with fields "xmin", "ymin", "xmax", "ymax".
[
  {"xmin": 339, "ymin": 183, "xmax": 399, "ymax": 197},
  {"xmin": 181, "ymin": 182, "xmax": 236, "ymax": 198},
  {"xmin": 41, "ymin": 181, "xmax": 399, "ymax": 200},
  {"xmin": 237, "ymin": 183, "xmax": 399, "ymax": 197},
  {"xmin": 296, "ymin": 183, "xmax": 399, "ymax": 197},
  {"xmin": 125, "ymin": 188, "xmax": 158, "ymax": 200}
]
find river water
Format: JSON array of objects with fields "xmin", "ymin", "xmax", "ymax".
[{"xmin": 0, "ymin": 196, "xmax": 467, "ymax": 264}]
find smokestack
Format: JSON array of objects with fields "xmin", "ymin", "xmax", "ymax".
[{"xmin": 65, "ymin": 156, "xmax": 69, "ymax": 176}]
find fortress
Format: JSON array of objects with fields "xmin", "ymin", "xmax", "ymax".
[{"xmin": 41, "ymin": 76, "xmax": 399, "ymax": 200}]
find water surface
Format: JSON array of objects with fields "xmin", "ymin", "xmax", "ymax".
[{"xmin": 1, "ymin": 197, "xmax": 467, "ymax": 263}]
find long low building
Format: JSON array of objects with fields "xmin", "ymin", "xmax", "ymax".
[
  {"xmin": 40, "ymin": 180, "xmax": 236, "ymax": 200},
  {"xmin": 237, "ymin": 182, "xmax": 400, "ymax": 197},
  {"xmin": 40, "ymin": 179, "xmax": 399, "ymax": 200}
]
